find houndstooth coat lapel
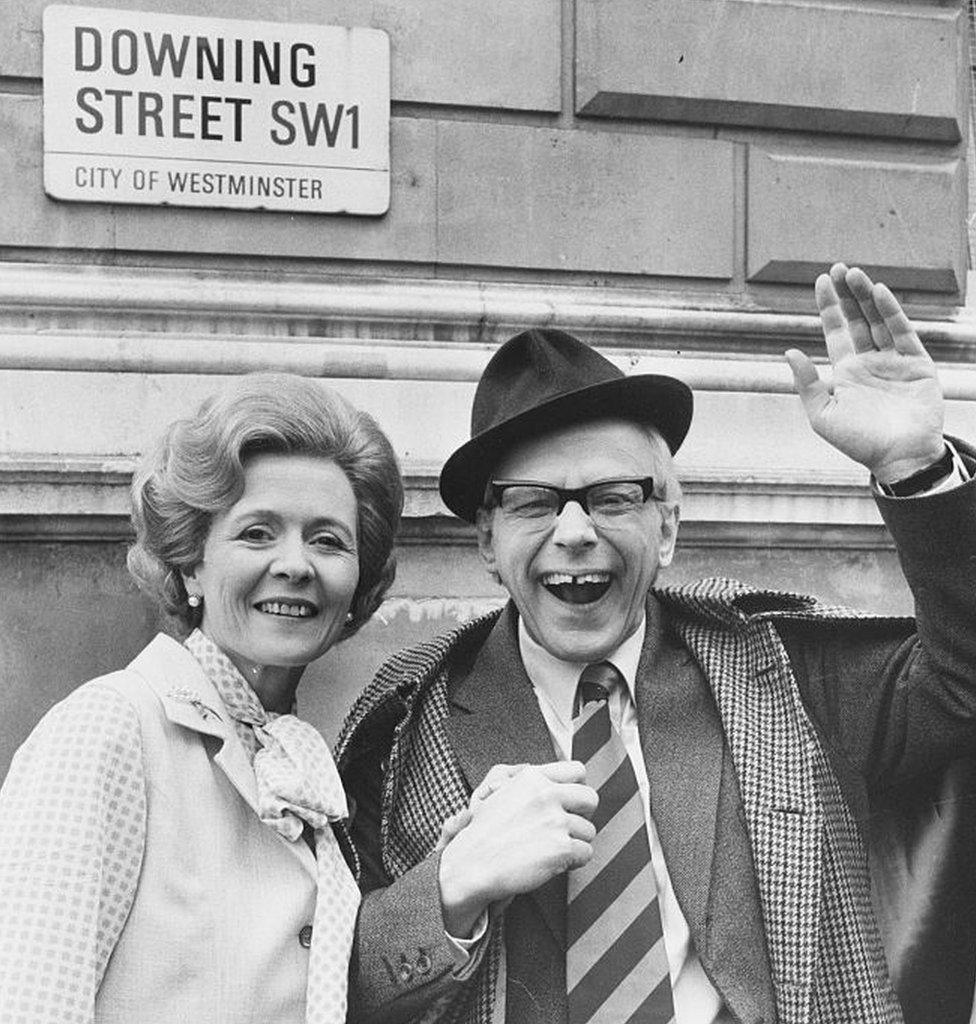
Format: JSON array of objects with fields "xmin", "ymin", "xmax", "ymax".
[{"xmin": 634, "ymin": 597, "xmax": 778, "ymax": 1024}]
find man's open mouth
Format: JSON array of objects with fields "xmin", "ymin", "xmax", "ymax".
[
  {"xmin": 540, "ymin": 572, "xmax": 612, "ymax": 605},
  {"xmin": 254, "ymin": 600, "xmax": 318, "ymax": 618}
]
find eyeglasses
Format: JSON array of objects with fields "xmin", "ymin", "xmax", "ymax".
[{"xmin": 489, "ymin": 477, "xmax": 659, "ymax": 527}]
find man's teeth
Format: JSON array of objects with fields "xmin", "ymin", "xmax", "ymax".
[
  {"xmin": 541, "ymin": 572, "xmax": 611, "ymax": 585},
  {"xmin": 257, "ymin": 601, "xmax": 314, "ymax": 618}
]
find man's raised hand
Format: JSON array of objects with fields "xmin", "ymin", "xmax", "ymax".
[{"xmin": 785, "ymin": 263, "xmax": 945, "ymax": 485}]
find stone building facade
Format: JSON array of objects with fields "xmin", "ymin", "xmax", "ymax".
[{"xmin": 0, "ymin": 0, "xmax": 972, "ymax": 769}]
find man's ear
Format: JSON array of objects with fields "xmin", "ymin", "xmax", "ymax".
[
  {"xmin": 657, "ymin": 502, "xmax": 680, "ymax": 568},
  {"xmin": 475, "ymin": 508, "xmax": 499, "ymax": 580}
]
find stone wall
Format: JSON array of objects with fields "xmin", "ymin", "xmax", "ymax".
[{"xmin": 0, "ymin": 0, "xmax": 973, "ymax": 773}]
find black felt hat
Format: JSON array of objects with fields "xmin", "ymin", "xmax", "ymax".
[{"xmin": 439, "ymin": 328, "xmax": 693, "ymax": 522}]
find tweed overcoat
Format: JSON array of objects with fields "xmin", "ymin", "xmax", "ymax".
[{"xmin": 339, "ymin": 478, "xmax": 976, "ymax": 1024}]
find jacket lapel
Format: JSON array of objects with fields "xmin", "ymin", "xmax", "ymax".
[
  {"xmin": 443, "ymin": 604, "xmax": 566, "ymax": 947},
  {"xmin": 636, "ymin": 599, "xmax": 775, "ymax": 1024},
  {"xmin": 633, "ymin": 599, "xmax": 722, "ymax": 948},
  {"xmin": 444, "ymin": 603, "xmax": 557, "ymax": 787},
  {"xmin": 127, "ymin": 634, "xmax": 317, "ymax": 879}
]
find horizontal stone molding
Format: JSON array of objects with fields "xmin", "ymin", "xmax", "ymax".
[
  {"xmin": 4, "ymin": 332, "xmax": 976, "ymax": 401},
  {"xmin": 0, "ymin": 510, "xmax": 899, "ymax": 551},
  {"xmin": 576, "ymin": 0, "xmax": 965, "ymax": 143},
  {"xmin": 0, "ymin": 452, "xmax": 907, "ymax": 532},
  {"xmin": 2, "ymin": 264, "xmax": 976, "ymax": 358}
]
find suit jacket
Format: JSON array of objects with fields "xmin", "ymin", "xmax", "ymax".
[
  {"xmin": 0, "ymin": 634, "xmax": 318, "ymax": 1024},
  {"xmin": 341, "ymin": 479, "xmax": 976, "ymax": 1024}
]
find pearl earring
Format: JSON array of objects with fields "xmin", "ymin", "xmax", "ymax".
[{"xmin": 188, "ymin": 594, "xmax": 201, "ymax": 608}]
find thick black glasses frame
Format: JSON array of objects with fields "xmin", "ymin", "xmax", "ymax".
[{"xmin": 489, "ymin": 476, "xmax": 657, "ymax": 516}]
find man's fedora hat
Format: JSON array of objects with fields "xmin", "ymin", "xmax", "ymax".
[{"xmin": 439, "ymin": 328, "xmax": 693, "ymax": 522}]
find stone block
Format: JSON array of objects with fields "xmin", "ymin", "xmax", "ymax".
[
  {"xmin": 576, "ymin": 0, "xmax": 965, "ymax": 143},
  {"xmin": 746, "ymin": 146, "xmax": 966, "ymax": 294},
  {"xmin": 5, "ymin": 0, "xmax": 560, "ymax": 111},
  {"xmin": 435, "ymin": 122, "xmax": 735, "ymax": 277}
]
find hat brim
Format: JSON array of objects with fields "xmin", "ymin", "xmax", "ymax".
[{"xmin": 439, "ymin": 374, "xmax": 693, "ymax": 522}]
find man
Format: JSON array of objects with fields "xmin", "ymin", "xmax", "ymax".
[{"xmin": 337, "ymin": 265, "xmax": 976, "ymax": 1024}]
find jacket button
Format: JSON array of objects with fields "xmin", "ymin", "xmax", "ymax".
[
  {"xmin": 299, "ymin": 925, "xmax": 313, "ymax": 948},
  {"xmin": 397, "ymin": 961, "xmax": 414, "ymax": 983},
  {"xmin": 416, "ymin": 950, "xmax": 432, "ymax": 975}
]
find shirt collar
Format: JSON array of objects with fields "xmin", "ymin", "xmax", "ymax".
[{"xmin": 517, "ymin": 615, "xmax": 646, "ymax": 731}]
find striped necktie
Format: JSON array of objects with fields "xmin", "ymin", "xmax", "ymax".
[{"xmin": 567, "ymin": 661, "xmax": 674, "ymax": 1024}]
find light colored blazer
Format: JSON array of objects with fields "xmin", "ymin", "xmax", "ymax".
[{"xmin": 0, "ymin": 634, "xmax": 317, "ymax": 1024}]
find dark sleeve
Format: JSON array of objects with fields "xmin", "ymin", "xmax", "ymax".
[
  {"xmin": 783, "ymin": 475, "xmax": 976, "ymax": 792},
  {"xmin": 783, "ymin": 477, "xmax": 976, "ymax": 1023},
  {"xmin": 343, "ymin": 718, "xmax": 486, "ymax": 1024}
]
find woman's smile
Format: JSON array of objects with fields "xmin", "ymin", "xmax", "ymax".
[{"xmin": 184, "ymin": 451, "xmax": 360, "ymax": 706}]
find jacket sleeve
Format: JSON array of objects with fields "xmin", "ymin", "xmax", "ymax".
[
  {"xmin": 0, "ymin": 682, "xmax": 147, "ymax": 1024},
  {"xmin": 784, "ymin": 473, "xmax": 976, "ymax": 790},
  {"xmin": 345, "ymin": 725, "xmax": 488, "ymax": 1024}
]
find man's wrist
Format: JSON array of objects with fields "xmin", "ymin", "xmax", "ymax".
[
  {"xmin": 876, "ymin": 444, "xmax": 955, "ymax": 497},
  {"xmin": 438, "ymin": 843, "xmax": 489, "ymax": 939}
]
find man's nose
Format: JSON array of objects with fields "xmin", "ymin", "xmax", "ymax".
[{"xmin": 551, "ymin": 500, "xmax": 598, "ymax": 547}]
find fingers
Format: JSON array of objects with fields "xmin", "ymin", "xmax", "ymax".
[
  {"xmin": 873, "ymin": 282, "xmax": 927, "ymax": 358},
  {"xmin": 472, "ymin": 763, "xmax": 528, "ymax": 801},
  {"xmin": 536, "ymin": 760, "xmax": 588, "ymax": 784},
  {"xmin": 559, "ymin": 782, "xmax": 600, "ymax": 817},
  {"xmin": 567, "ymin": 812, "xmax": 597, "ymax": 844},
  {"xmin": 816, "ymin": 263, "xmax": 927, "ymax": 365},
  {"xmin": 565, "ymin": 836, "xmax": 595, "ymax": 871},
  {"xmin": 829, "ymin": 262, "xmax": 874, "ymax": 354},
  {"xmin": 845, "ymin": 266, "xmax": 894, "ymax": 350},
  {"xmin": 815, "ymin": 269, "xmax": 855, "ymax": 364},
  {"xmin": 784, "ymin": 348, "xmax": 830, "ymax": 424}
]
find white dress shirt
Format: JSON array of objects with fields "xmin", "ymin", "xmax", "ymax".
[{"xmin": 519, "ymin": 618, "xmax": 731, "ymax": 1024}]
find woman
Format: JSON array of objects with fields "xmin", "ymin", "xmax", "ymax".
[{"xmin": 0, "ymin": 373, "xmax": 403, "ymax": 1024}]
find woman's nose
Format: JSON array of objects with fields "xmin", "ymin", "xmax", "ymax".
[{"xmin": 270, "ymin": 536, "xmax": 314, "ymax": 581}]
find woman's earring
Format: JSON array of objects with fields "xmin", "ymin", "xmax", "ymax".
[
  {"xmin": 188, "ymin": 594, "xmax": 202, "ymax": 608},
  {"xmin": 346, "ymin": 611, "xmax": 354, "ymax": 622}
]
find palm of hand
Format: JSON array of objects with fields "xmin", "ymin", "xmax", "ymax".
[
  {"xmin": 812, "ymin": 350, "xmax": 943, "ymax": 470},
  {"xmin": 785, "ymin": 265, "xmax": 945, "ymax": 480}
]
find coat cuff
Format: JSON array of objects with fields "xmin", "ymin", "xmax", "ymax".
[{"xmin": 351, "ymin": 852, "xmax": 488, "ymax": 1020}]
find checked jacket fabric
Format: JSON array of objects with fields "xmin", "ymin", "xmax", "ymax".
[{"xmin": 336, "ymin": 578, "xmax": 905, "ymax": 1024}]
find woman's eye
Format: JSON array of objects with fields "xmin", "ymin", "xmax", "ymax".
[
  {"xmin": 311, "ymin": 533, "xmax": 345, "ymax": 550},
  {"xmin": 240, "ymin": 526, "xmax": 272, "ymax": 542}
]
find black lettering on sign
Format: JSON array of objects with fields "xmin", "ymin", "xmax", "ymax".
[
  {"xmin": 75, "ymin": 87, "xmax": 103, "ymax": 133},
  {"xmin": 75, "ymin": 27, "xmax": 101, "ymax": 71}
]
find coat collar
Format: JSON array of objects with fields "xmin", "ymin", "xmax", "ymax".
[
  {"xmin": 125, "ymin": 634, "xmax": 317, "ymax": 878},
  {"xmin": 128, "ymin": 634, "xmax": 260, "ymax": 812}
]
